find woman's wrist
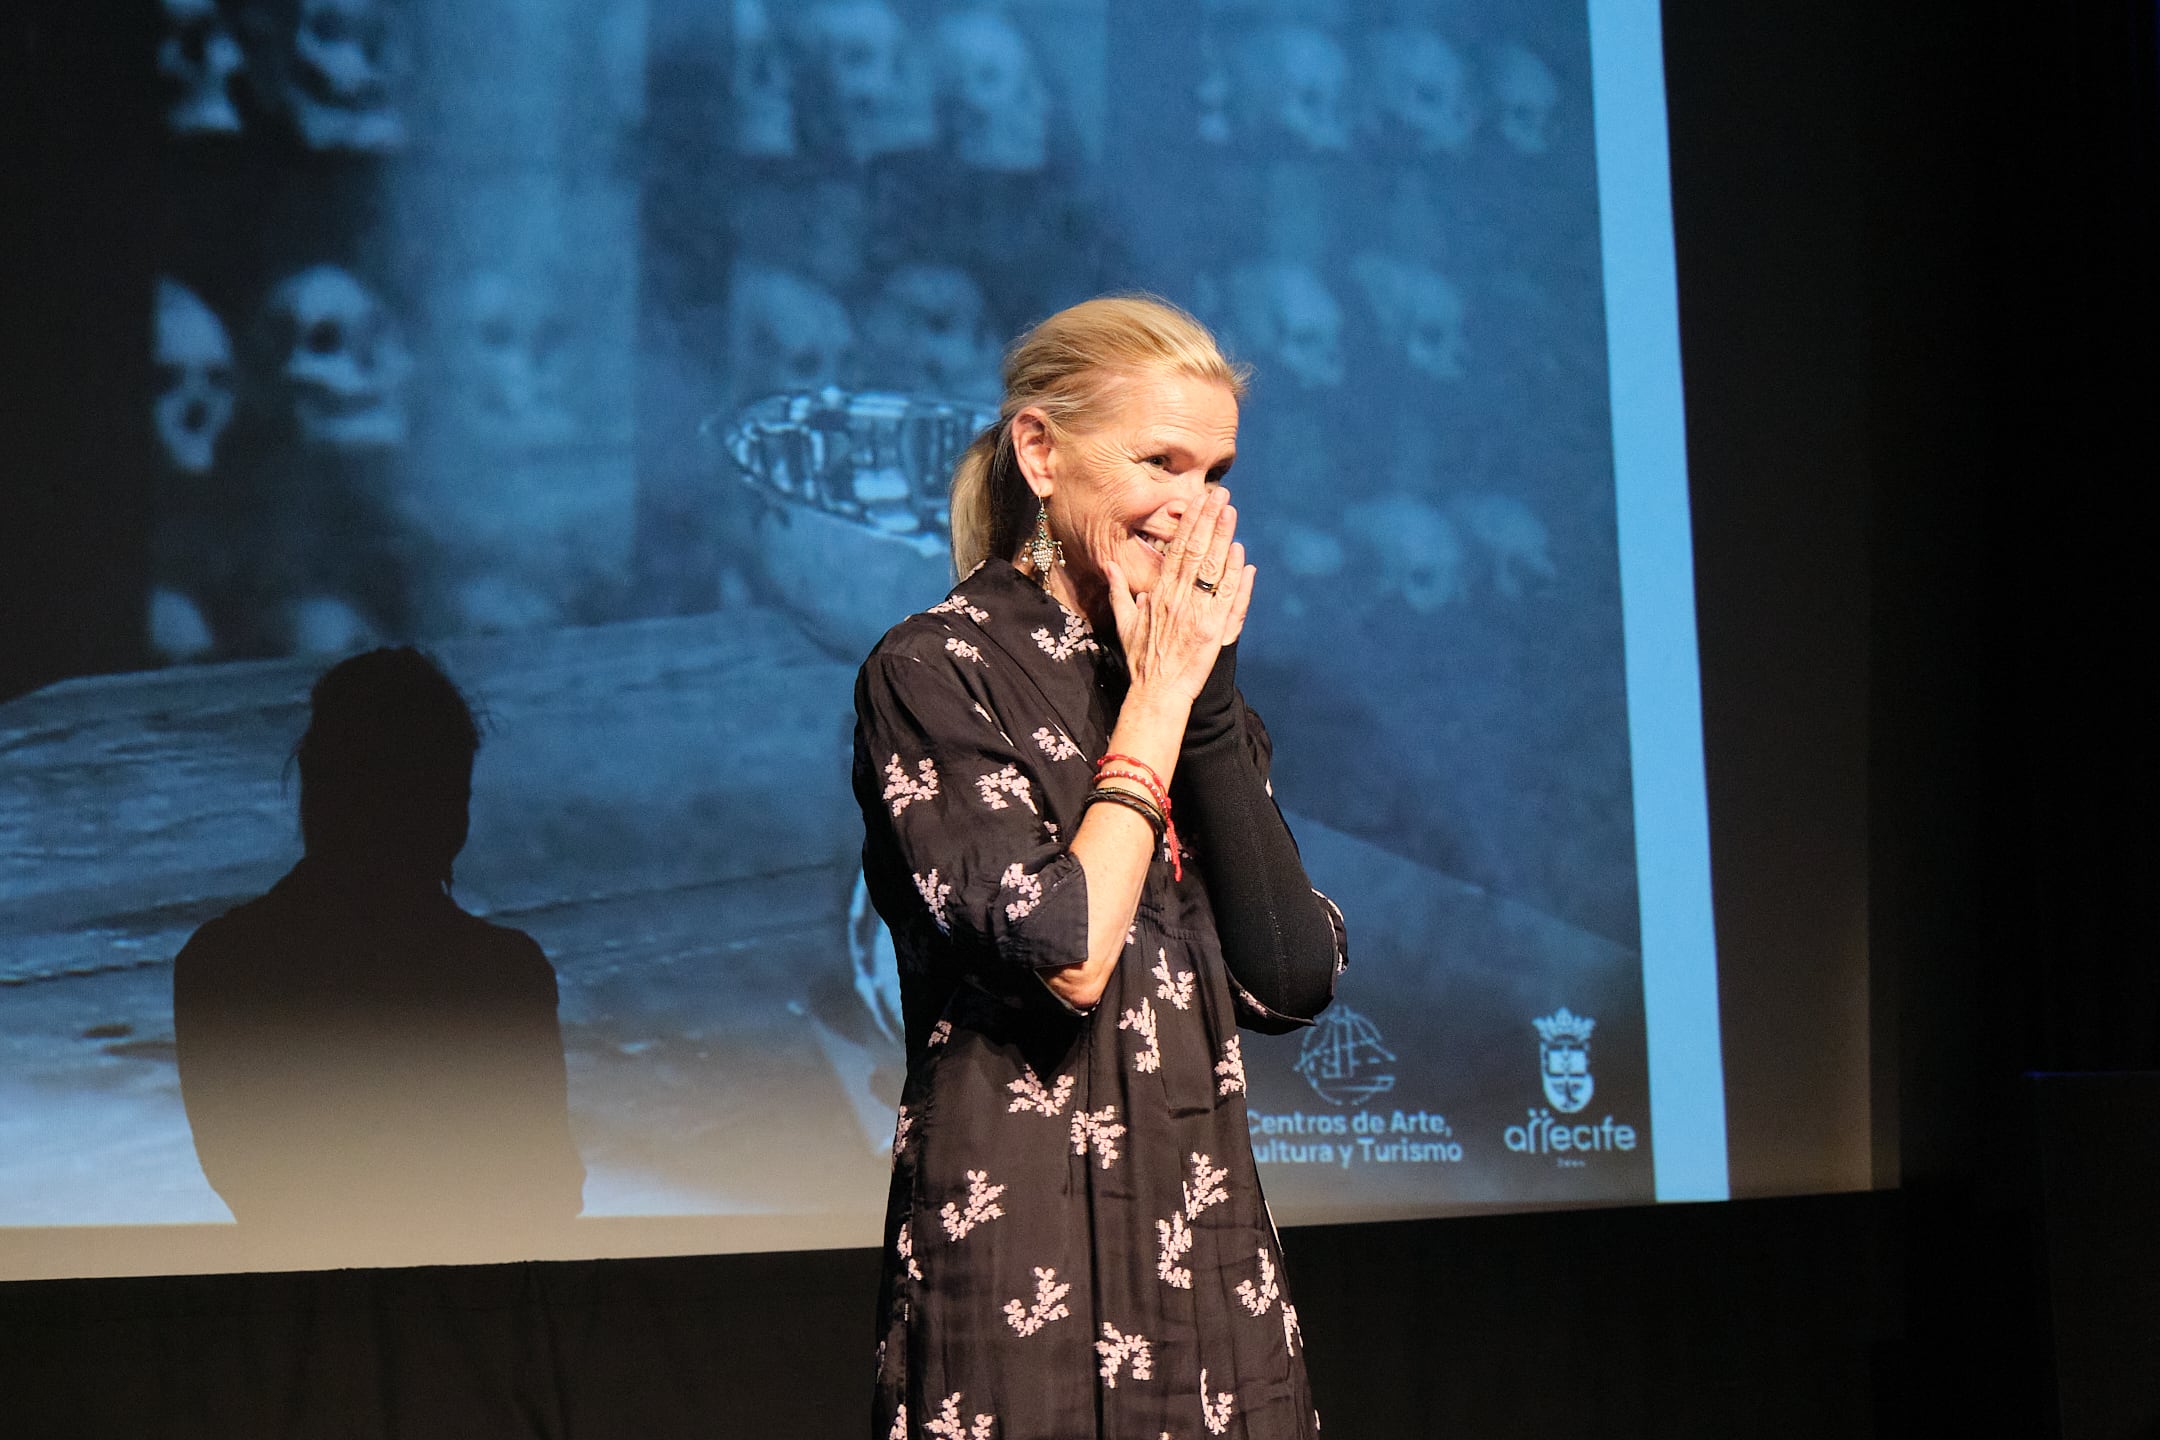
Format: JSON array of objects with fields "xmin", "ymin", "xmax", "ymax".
[{"xmin": 1120, "ymin": 680, "xmax": 1197, "ymax": 729}]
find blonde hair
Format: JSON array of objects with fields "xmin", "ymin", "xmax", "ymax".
[{"xmin": 948, "ymin": 294, "xmax": 1251, "ymax": 575}]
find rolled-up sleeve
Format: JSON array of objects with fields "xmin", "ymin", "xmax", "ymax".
[{"xmin": 855, "ymin": 647, "xmax": 1090, "ymax": 977}]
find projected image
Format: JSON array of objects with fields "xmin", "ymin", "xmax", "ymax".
[{"xmin": 3, "ymin": 0, "xmax": 1707, "ymax": 1271}]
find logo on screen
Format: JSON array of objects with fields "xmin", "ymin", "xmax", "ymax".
[
  {"xmin": 1294, "ymin": 1005, "xmax": 1397, "ymax": 1107},
  {"xmin": 1534, "ymin": 1007, "xmax": 1596, "ymax": 1114}
]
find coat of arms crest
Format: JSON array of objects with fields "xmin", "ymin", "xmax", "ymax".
[{"xmin": 1533, "ymin": 1007, "xmax": 1595, "ymax": 1114}]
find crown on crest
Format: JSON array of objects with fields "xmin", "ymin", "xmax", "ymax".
[{"xmin": 1534, "ymin": 1007, "xmax": 1596, "ymax": 1045}]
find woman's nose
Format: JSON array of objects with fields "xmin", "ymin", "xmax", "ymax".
[{"xmin": 1165, "ymin": 468, "xmax": 1210, "ymax": 508}]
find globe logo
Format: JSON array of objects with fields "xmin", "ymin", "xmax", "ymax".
[{"xmin": 1294, "ymin": 1004, "xmax": 1397, "ymax": 1107}]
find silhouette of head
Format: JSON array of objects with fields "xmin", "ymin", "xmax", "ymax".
[{"xmin": 296, "ymin": 647, "xmax": 480, "ymax": 883}]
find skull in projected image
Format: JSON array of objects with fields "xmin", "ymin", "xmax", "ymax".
[
  {"xmin": 1454, "ymin": 491, "xmax": 1556, "ymax": 599},
  {"xmin": 795, "ymin": 0, "xmax": 932, "ymax": 163},
  {"xmin": 796, "ymin": 177, "xmax": 871, "ymax": 294},
  {"xmin": 261, "ymin": 265, "xmax": 411, "ymax": 450},
  {"xmin": 448, "ymin": 573, "xmax": 562, "ymax": 635},
  {"xmin": 1194, "ymin": 64, "xmax": 1231, "ymax": 145},
  {"xmin": 1228, "ymin": 263, "xmax": 1344, "ymax": 391},
  {"xmin": 1344, "ymin": 495, "xmax": 1467, "ymax": 615},
  {"xmin": 273, "ymin": 0, "xmax": 405, "ymax": 152},
  {"xmin": 1265, "ymin": 518, "xmax": 1348, "ymax": 621},
  {"xmin": 1492, "ymin": 43, "xmax": 1560, "ymax": 156},
  {"xmin": 148, "ymin": 586, "xmax": 217, "ymax": 664},
  {"xmin": 288, "ymin": 593, "xmax": 382, "ymax": 657},
  {"xmin": 932, "ymin": 10, "xmax": 1048, "ymax": 173},
  {"xmin": 1276, "ymin": 521, "xmax": 1346, "ymax": 581},
  {"xmin": 1364, "ymin": 27, "xmax": 1477, "ymax": 158},
  {"xmin": 153, "ymin": 279, "xmax": 236, "ymax": 475},
  {"xmin": 1350, "ymin": 252, "xmax": 1467, "ymax": 383},
  {"xmin": 727, "ymin": 264, "xmax": 854, "ymax": 404},
  {"xmin": 450, "ymin": 270, "xmax": 575, "ymax": 446},
  {"xmin": 1236, "ymin": 24, "xmax": 1351, "ymax": 153},
  {"xmin": 860, "ymin": 264, "xmax": 998, "ymax": 400},
  {"xmin": 733, "ymin": 0, "xmax": 797, "ymax": 158},
  {"xmin": 158, "ymin": 0, "xmax": 245, "ymax": 136}
]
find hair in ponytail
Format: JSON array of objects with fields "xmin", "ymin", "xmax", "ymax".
[{"xmin": 947, "ymin": 294, "xmax": 1250, "ymax": 575}]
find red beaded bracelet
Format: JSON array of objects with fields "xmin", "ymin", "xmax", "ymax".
[
  {"xmin": 1096, "ymin": 753, "xmax": 1181, "ymax": 880},
  {"xmin": 1097, "ymin": 753, "xmax": 1170, "ymax": 808},
  {"xmin": 1097, "ymin": 767, "xmax": 1167, "ymax": 809}
]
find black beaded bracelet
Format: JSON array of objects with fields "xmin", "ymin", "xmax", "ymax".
[{"xmin": 1084, "ymin": 785, "xmax": 1166, "ymax": 839}]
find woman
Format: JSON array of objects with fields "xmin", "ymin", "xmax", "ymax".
[{"xmin": 853, "ymin": 296, "xmax": 1345, "ymax": 1438}]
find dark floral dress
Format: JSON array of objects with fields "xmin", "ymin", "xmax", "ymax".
[{"xmin": 853, "ymin": 560, "xmax": 1345, "ymax": 1440}]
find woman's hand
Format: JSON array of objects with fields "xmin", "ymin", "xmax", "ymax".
[
  {"xmin": 1046, "ymin": 489, "xmax": 1253, "ymax": 1009},
  {"xmin": 1103, "ymin": 487, "xmax": 1257, "ymax": 706}
]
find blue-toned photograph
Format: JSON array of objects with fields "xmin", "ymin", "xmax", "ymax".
[{"xmin": 3, "ymin": 0, "xmax": 1710, "ymax": 1274}]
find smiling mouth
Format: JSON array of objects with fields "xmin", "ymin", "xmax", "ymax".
[{"xmin": 1136, "ymin": 534, "xmax": 1169, "ymax": 555}]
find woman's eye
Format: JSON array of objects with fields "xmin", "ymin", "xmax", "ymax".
[{"xmin": 1144, "ymin": 455, "xmax": 1171, "ymax": 470}]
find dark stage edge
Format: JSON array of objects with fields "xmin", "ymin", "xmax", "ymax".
[{"xmin": 4, "ymin": 1190, "xmax": 1906, "ymax": 1440}]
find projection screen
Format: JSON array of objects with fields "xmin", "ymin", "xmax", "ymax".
[{"xmin": 0, "ymin": 0, "xmax": 1720, "ymax": 1280}]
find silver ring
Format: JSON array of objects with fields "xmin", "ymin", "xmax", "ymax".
[{"xmin": 1193, "ymin": 574, "xmax": 1220, "ymax": 594}]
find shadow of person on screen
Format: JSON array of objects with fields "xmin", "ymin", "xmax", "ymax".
[{"xmin": 172, "ymin": 647, "xmax": 585, "ymax": 1266}]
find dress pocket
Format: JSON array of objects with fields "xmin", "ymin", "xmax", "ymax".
[{"xmin": 1118, "ymin": 907, "xmax": 1223, "ymax": 1118}]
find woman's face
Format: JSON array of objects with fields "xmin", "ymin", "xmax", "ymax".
[{"xmin": 1022, "ymin": 370, "xmax": 1239, "ymax": 620}]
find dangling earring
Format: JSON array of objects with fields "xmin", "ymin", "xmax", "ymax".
[{"xmin": 1025, "ymin": 501, "xmax": 1063, "ymax": 588}]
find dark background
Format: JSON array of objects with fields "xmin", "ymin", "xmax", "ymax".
[{"xmin": 5, "ymin": 0, "xmax": 2157, "ymax": 1434}]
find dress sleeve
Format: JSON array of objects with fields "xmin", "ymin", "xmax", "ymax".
[
  {"xmin": 1176, "ymin": 688, "xmax": 1350, "ymax": 1034},
  {"xmin": 854, "ymin": 643, "xmax": 1090, "ymax": 979}
]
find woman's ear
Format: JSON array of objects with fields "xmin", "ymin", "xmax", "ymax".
[{"xmin": 1010, "ymin": 407, "xmax": 1056, "ymax": 499}]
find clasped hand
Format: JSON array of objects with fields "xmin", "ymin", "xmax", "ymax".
[{"xmin": 1103, "ymin": 487, "xmax": 1256, "ymax": 706}]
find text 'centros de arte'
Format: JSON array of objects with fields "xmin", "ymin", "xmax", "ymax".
[{"xmin": 1247, "ymin": 1110, "xmax": 1464, "ymax": 1167}]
